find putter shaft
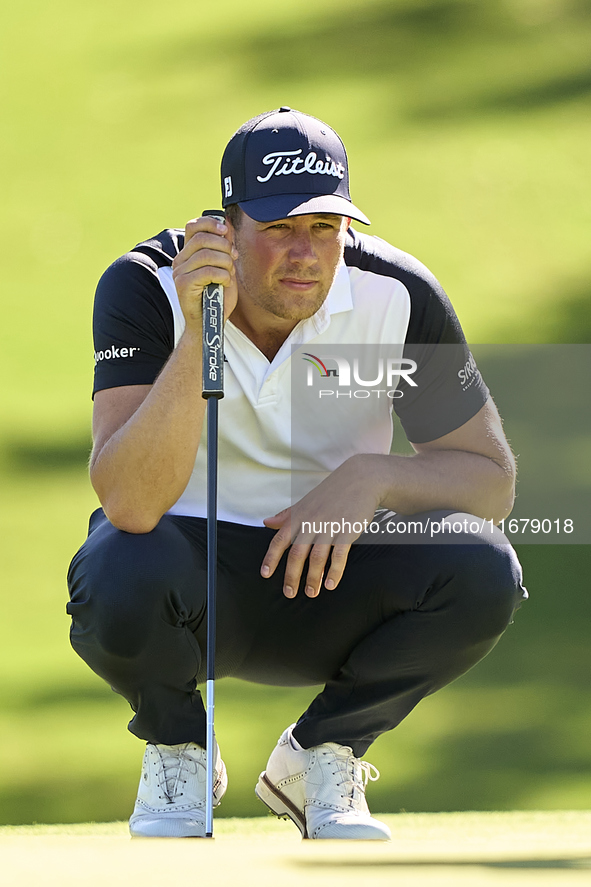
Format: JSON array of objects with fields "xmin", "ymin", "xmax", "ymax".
[{"xmin": 201, "ymin": 210, "xmax": 226, "ymax": 838}]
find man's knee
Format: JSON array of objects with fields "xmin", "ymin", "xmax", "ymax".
[
  {"xmin": 66, "ymin": 513, "xmax": 205, "ymax": 658},
  {"xmin": 431, "ymin": 537, "xmax": 526, "ymax": 639}
]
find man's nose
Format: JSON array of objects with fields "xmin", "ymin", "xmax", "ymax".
[{"xmin": 288, "ymin": 231, "xmax": 317, "ymax": 264}]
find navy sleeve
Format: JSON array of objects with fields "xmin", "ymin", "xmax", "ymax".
[
  {"xmin": 395, "ymin": 341, "xmax": 489, "ymax": 443},
  {"xmin": 92, "ymin": 251, "xmax": 175, "ymax": 397},
  {"xmin": 346, "ymin": 230, "xmax": 489, "ymax": 442}
]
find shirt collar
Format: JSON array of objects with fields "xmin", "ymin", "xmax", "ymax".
[{"xmin": 311, "ymin": 261, "xmax": 352, "ymax": 335}]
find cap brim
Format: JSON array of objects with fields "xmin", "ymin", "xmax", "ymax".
[{"xmin": 238, "ymin": 194, "xmax": 370, "ymax": 226}]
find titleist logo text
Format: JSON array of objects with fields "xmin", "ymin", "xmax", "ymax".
[{"xmin": 256, "ymin": 150, "xmax": 346, "ymax": 184}]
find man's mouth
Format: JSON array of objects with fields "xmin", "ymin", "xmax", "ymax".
[{"xmin": 280, "ymin": 277, "xmax": 318, "ymax": 289}]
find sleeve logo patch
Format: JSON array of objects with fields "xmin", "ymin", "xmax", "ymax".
[
  {"xmin": 94, "ymin": 345, "xmax": 140, "ymax": 364},
  {"xmin": 457, "ymin": 351, "xmax": 479, "ymax": 389}
]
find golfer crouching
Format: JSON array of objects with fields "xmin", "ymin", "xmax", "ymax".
[{"xmin": 67, "ymin": 107, "xmax": 527, "ymax": 840}]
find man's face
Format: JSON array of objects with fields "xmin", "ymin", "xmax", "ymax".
[{"xmin": 229, "ymin": 212, "xmax": 348, "ymax": 325}]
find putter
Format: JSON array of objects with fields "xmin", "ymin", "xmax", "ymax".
[{"xmin": 201, "ymin": 209, "xmax": 226, "ymax": 838}]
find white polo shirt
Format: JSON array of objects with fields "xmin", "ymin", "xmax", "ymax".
[{"xmin": 92, "ymin": 227, "xmax": 489, "ymax": 525}]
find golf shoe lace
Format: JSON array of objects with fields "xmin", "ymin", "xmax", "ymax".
[
  {"xmin": 154, "ymin": 744, "xmax": 200, "ymax": 803},
  {"xmin": 322, "ymin": 746, "xmax": 380, "ymax": 809}
]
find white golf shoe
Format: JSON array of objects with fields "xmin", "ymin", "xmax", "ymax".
[
  {"xmin": 255, "ymin": 725, "xmax": 391, "ymax": 840},
  {"xmin": 129, "ymin": 740, "xmax": 227, "ymax": 837}
]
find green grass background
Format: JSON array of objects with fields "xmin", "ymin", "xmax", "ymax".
[{"xmin": 1, "ymin": 0, "xmax": 590, "ymax": 824}]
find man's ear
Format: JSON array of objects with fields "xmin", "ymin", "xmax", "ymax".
[{"xmin": 225, "ymin": 214, "xmax": 237, "ymax": 248}]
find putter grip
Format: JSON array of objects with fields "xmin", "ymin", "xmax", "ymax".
[{"xmin": 202, "ymin": 210, "xmax": 226, "ymax": 400}]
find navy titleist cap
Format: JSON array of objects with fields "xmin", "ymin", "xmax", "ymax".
[{"xmin": 220, "ymin": 107, "xmax": 370, "ymax": 225}]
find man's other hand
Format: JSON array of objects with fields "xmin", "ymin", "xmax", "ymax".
[{"xmin": 260, "ymin": 456, "xmax": 383, "ymax": 599}]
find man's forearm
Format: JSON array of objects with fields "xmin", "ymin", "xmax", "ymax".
[
  {"xmin": 357, "ymin": 449, "xmax": 515, "ymax": 524},
  {"xmin": 90, "ymin": 330, "xmax": 207, "ymax": 533},
  {"xmin": 260, "ymin": 441, "xmax": 515, "ymax": 597}
]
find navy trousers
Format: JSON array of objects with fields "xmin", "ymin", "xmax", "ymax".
[{"xmin": 67, "ymin": 508, "xmax": 526, "ymax": 757}]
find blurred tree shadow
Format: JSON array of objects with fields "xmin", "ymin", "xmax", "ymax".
[
  {"xmin": 181, "ymin": 0, "xmax": 591, "ymax": 126},
  {"xmin": 3, "ymin": 435, "xmax": 92, "ymax": 474},
  {"xmin": 412, "ymin": 67, "xmax": 591, "ymax": 121},
  {"xmin": 541, "ymin": 283, "xmax": 591, "ymax": 344}
]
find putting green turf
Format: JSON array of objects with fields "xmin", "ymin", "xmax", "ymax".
[{"xmin": 2, "ymin": 812, "xmax": 591, "ymax": 887}]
